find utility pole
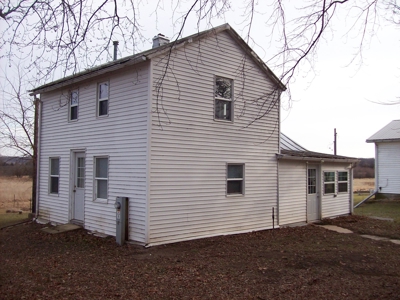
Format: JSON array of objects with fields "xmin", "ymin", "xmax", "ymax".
[{"xmin": 334, "ymin": 128, "xmax": 337, "ymax": 155}]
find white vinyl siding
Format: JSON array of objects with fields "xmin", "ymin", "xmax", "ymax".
[
  {"xmin": 37, "ymin": 62, "xmax": 149, "ymax": 243},
  {"xmin": 321, "ymin": 163, "xmax": 352, "ymax": 218},
  {"xmin": 149, "ymin": 31, "xmax": 280, "ymax": 245},
  {"xmin": 278, "ymin": 160, "xmax": 307, "ymax": 225},
  {"xmin": 376, "ymin": 142, "xmax": 400, "ymax": 194}
]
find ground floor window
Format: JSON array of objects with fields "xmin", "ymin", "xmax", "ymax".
[
  {"xmin": 227, "ymin": 164, "xmax": 244, "ymax": 195},
  {"xmin": 338, "ymin": 171, "xmax": 348, "ymax": 193},
  {"xmin": 323, "ymin": 171, "xmax": 335, "ymax": 194},
  {"xmin": 95, "ymin": 157, "xmax": 108, "ymax": 200},
  {"xmin": 49, "ymin": 158, "xmax": 60, "ymax": 194}
]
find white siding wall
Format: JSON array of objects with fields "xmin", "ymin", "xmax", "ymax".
[
  {"xmin": 38, "ymin": 63, "xmax": 149, "ymax": 243},
  {"xmin": 376, "ymin": 142, "xmax": 400, "ymax": 194},
  {"xmin": 148, "ymin": 31, "xmax": 280, "ymax": 245},
  {"xmin": 321, "ymin": 163, "xmax": 351, "ymax": 218},
  {"xmin": 278, "ymin": 160, "xmax": 307, "ymax": 225}
]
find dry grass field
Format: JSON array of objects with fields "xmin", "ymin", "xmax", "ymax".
[
  {"xmin": 353, "ymin": 178, "xmax": 374, "ymax": 192},
  {"xmin": 0, "ymin": 176, "xmax": 32, "ymax": 213}
]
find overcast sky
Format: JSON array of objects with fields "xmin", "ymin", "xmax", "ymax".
[{"xmin": 1, "ymin": 0, "xmax": 399, "ymax": 158}]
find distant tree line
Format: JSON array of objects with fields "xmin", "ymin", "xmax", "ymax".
[
  {"xmin": 353, "ymin": 158, "xmax": 375, "ymax": 179},
  {"xmin": 0, "ymin": 156, "xmax": 33, "ymax": 177}
]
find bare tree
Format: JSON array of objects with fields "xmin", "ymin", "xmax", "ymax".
[
  {"xmin": 2, "ymin": 1, "xmax": 399, "ymax": 95},
  {"xmin": 0, "ymin": 68, "xmax": 34, "ymax": 158}
]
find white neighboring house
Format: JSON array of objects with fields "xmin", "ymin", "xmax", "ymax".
[
  {"xmin": 278, "ymin": 134, "xmax": 358, "ymax": 226},
  {"xmin": 30, "ymin": 23, "xmax": 358, "ymax": 246},
  {"xmin": 366, "ymin": 120, "xmax": 400, "ymax": 196}
]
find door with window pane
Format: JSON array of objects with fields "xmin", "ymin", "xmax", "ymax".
[
  {"xmin": 72, "ymin": 152, "xmax": 85, "ymax": 222},
  {"xmin": 307, "ymin": 165, "xmax": 320, "ymax": 222}
]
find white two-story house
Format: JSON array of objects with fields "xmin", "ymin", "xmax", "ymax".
[{"xmin": 31, "ymin": 24, "xmax": 357, "ymax": 246}]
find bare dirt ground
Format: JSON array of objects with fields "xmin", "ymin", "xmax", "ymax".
[{"xmin": 1, "ymin": 218, "xmax": 400, "ymax": 300}]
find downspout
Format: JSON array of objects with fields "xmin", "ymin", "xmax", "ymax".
[
  {"xmin": 374, "ymin": 143, "xmax": 379, "ymax": 193},
  {"xmin": 35, "ymin": 96, "xmax": 42, "ymax": 218},
  {"xmin": 349, "ymin": 163, "xmax": 354, "ymax": 214}
]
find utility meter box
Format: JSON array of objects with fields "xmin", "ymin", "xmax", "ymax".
[{"xmin": 114, "ymin": 197, "xmax": 128, "ymax": 245}]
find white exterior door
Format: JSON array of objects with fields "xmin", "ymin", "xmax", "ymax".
[
  {"xmin": 307, "ymin": 165, "xmax": 320, "ymax": 222},
  {"xmin": 72, "ymin": 152, "xmax": 85, "ymax": 223}
]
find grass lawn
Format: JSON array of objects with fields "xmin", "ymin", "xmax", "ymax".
[
  {"xmin": 355, "ymin": 199, "xmax": 400, "ymax": 222},
  {"xmin": 0, "ymin": 212, "xmax": 30, "ymax": 228}
]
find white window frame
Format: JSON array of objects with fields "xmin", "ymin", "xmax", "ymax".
[
  {"xmin": 97, "ymin": 82, "xmax": 109, "ymax": 117},
  {"xmin": 226, "ymin": 163, "xmax": 245, "ymax": 196},
  {"xmin": 214, "ymin": 76, "xmax": 233, "ymax": 122},
  {"xmin": 69, "ymin": 89, "xmax": 79, "ymax": 121},
  {"xmin": 323, "ymin": 171, "xmax": 336, "ymax": 195},
  {"xmin": 338, "ymin": 171, "xmax": 348, "ymax": 193},
  {"xmin": 94, "ymin": 156, "xmax": 109, "ymax": 202},
  {"xmin": 49, "ymin": 157, "xmax": 60, "ymax": 195}
]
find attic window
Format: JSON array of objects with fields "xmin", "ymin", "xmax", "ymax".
[
  {"xmin": 98, "ymin": 82, "xmax": 109, "ymax": 116},
  {"xmin": 215, "ymin": 76, "xmax": 233, "ymax": 121}
]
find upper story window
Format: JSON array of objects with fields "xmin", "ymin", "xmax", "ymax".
[
  {"xmin": 323, "ymin": 171, "xmax": 335, "ymax": 194},
  {"xmin": 215, "ymin": 76, "xmax": 233, "ymax": 121},
  {"xmin": 338, "ymin": 171, "xmax": 348, "ymax": 193},
  {"xmin": 98, "ymin": 82, "xmax": 109, "ymax": 116},
  {"xmin": 49, "ymin": 157, "xmax": 60, "ymax": 194},
  {"xmin": 69, "ymin": 90, "xmax": 79, "ymax": 121}
]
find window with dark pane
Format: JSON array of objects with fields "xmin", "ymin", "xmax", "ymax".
[
  {"xmin": 227, "ymin": 164, "xmax": 244, "ymax": 195},
  {"xmin": 98, "ymin": 82, "xmax": 109, "ymax": 116},
  {"xmin": 338, "ymin": 171, "xmax": 348, "ymax": 193},
  {"xmin": 70, "ymin": 90, "xmax": 78, "ymax": 120},
  {"xmin": 215, "ymin": 76, "xmax": 232, "ymax": 121},
  {"xmin": 49, "ymin": 158, "xmax": 60, "ymax": 194}
]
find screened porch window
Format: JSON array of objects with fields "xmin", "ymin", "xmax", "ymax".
[{"xmin": 324, "ymin": 171, "xmax": 335, "ymax": 194}]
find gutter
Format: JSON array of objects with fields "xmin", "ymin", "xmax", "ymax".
[{"xmin": 276, "ymin": 153, "xmax": 359, "ymax": 164}]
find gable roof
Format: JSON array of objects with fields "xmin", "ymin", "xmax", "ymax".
[
  {"xmin": 30, "ymin": 24, "xmax": 285, "ymax": 95},
  {"xmin": 366, "ymin": 120, "xmax": 400, "ymax": 143},
  {"xmin": 279, "ymin": 133, "xmax": 358, "ymax": 163}
]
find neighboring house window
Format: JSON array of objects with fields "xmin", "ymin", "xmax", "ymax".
[
  {"xmin": 324, "ymin": 171, "xmax": 335, "ymax": 194},
  {"xmin": 49, "ymin": 158, "xmax": 60, "ymax": 194},
  {"xmin": 95, "ymin": 157, "xmax": 108, "ymax": 200},
  {"xmin": 70, "ymin": 90, "xmax": 79, "ymax": 121},
  {"xmin": 227, "ymin": 164, "xmax": 244, "ymax": 195},
  {"xmin": 338, "ymin": 171, "xmax": 348, "ymax": 193},
  {"xmin": 215, "ymin": 76, "xmax": 233, "ymax": 121},
  {"xmin": 98, "ymin": 82, "xmax": 109, "ymax": 116}
]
